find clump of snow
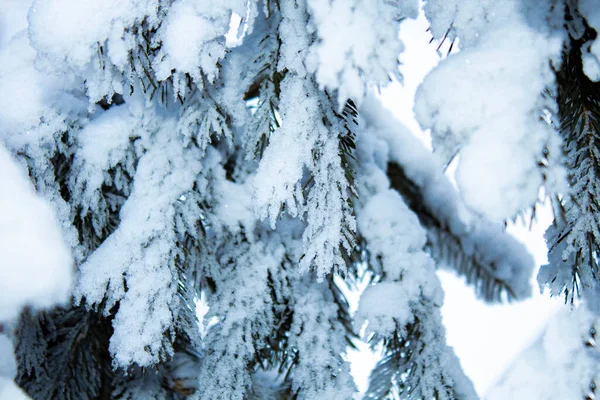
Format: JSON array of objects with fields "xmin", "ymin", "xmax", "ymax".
[
  {"xmin": 28, "ymin": 0, "xmax": 139, "ymax": 71},
  {"xmin": 357, "ymin": 190, "xmax": 430, "ymax": 282},
  {"xmin": 0, "ymin": 144, "xmax": 73, "ymax": 322},
  {"xmin": 356, "ymin": 282, "xmax": 413, "ymax": 336},
  {"xmin": 580, "ymin": 0, "xmax": 600, "ymax": 81},
  {"xmin": 416, "ymin": 0, "xmax": 564, "ymax": 221},
  {"xmin": 28, "ymin": 0, "xmax": 151, "ymax": 102},
  {"xmin": 305, "ymin": 0, "xmax": 418, "ymax": 104},
  {"xmin": 0, "ymin": 32, "xmax": 80, "ymax": 149},
  {"xmin": 154, "ymin": 0, "xmax": 246, "ymax": 94}
]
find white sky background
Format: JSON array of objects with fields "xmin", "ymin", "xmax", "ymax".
[{"xmin": 370, "ymin": 11, "xmax": 563, "ymax": 397}]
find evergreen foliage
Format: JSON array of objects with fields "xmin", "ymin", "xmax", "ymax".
[
  {"xmin": 2, "ymin": 0, "xmax": 600, "ymax": 399},
  {"xmin": 539, "ymin": 20, "xmax": 600, "ymax": 302}
]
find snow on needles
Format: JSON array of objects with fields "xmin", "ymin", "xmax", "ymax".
[
  {"xmin": 29, "ymin": 0, "xmax": 246, "ymax": 101},
  {"xmin": 74, "ymin": 113, "xmax": 204, "ymax": 367},
  {"xmin": 254, "ymin": 78, "xmax": 317, "ymax": 227},
  {"xmin": 2, "ymin": 0, "xmax": 582, "ymax": 397},
  {"xmin": 356, "ymin": 190, "xmax": 434, "ymax": 336},
  {"xmin": 305, "ymin": 0, "xmax": 418, "ymax": 105},
  {"xmin": 354, "ymin": 97, "xmax": 479, "ymax": 399}
]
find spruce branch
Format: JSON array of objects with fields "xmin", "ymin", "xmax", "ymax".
[
  {"xmin": 365, "ymin": 311, "xmax": 466, "ymax": 400},
  {"xmin": 387, "ymin": 162, "xmax": 523, "ymax": 302},
  {"xmin": 541, "ymin": 29, "xmax": 600, "ymax": 302},
  {"xmin": 242, "ymin": 6, "xmax": 284, "ymax": 160},
  {"xmin": 16, "ymin": 307, "xmax": 114, "ymax": 400}
]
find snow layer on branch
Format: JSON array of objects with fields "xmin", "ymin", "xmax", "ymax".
[
  {"xmin": 580, "ymin": 0, "xmax": 600, "ymax": 81},
  {"xmin": 153, "ymin": 0, "xmax": 246, "ymax": 90},
  {"xmin": 69, "ymin": 98, "xmax": 142, "ymax": 227},
  {"xmin": 360, "ymin": 95, "xmax": 534, "ymax": 300},
  {"xmin": 28, "ymin": 0, "xmax": 243, "ymax": 100},
  {"xmin": 305, "ymin": 0, "xmax": 417, "ymax": 104},
  {"xmin": 416, "ymin": 0, "xmax": 564, "ymax": 221},
  {"xmin": 28, "ymin": 0, "xmax": 163, "ymax": 102},
  {"xmin": 277, "ymin": 0, "xmax": 312, "ymax": 77},
  {"xmin": 0, "ymin": 144, "xmax": 73, "ymax": 322},
  {"xmin": 487, "ymin": 305, "xmax": 600, "ymax": 400},
  {"xmin": 288, "ymin": 281, "xmax": 356, "ymax": 399},
  {"xmin": 424, "ymin": 0, "xmax": 498, "ymax": 47},
  {"xmin": 254, "ymin": 77, "xmax": 355, "ymax": 277},
  {"xmin": 424, "ymin": 0, "xmax": 563, "ymax": 48},
  {"xmin": 355, "ymin": 190, "xmax": 440, "ymax": 336},
  {"xmin": 28, "ymin": 0, "xmax": 151, "ymax": 102},
  {"xmin": 254, "ymin": 78, "xmax": 317, "ymax": 226},
  {"xmin": 74, "ymin": 119, "xmax": 203, "ymax": 367},
  {"xmin": 28, "ymin": 0, "xmax": 156, "ymax": 71},
  {"xmin": 197, "ymin": 240, "xmax": 284, "ymax": 400},
  {"xmin": 351, "ymin": 145, "xmax": 476, "ymax": 398},
  {"xmin": 0, "ymin": 32, "xmax": 82, "ymax": 149}
]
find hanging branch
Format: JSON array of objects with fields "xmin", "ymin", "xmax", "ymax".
[
  {"xmin": 541, "ymin": 25, "xmax": 600, "ymax": 302},
  {"xmin": 388, "ymin": 162, "xmax": 524, "ymax": 302}
]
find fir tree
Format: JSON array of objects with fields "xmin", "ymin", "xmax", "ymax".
[{"xmin": 1, "ymin": 0, "xmax": 600, "ymax": 399}]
